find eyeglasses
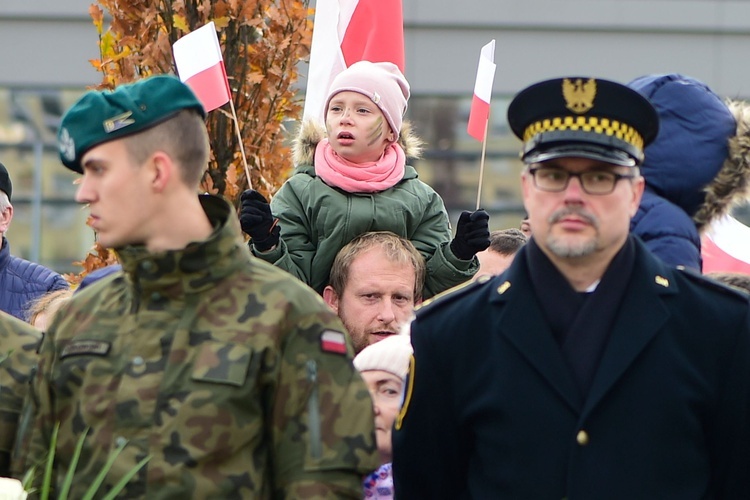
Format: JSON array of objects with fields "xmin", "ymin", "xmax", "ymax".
[{"xmin": 527, "ymin": 167, "xmax": 637, "ymax": 195}]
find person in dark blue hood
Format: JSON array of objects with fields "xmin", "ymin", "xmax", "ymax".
[{"xmin": 627, "ymin": 74, "xmax": 750, "ymax": 271}]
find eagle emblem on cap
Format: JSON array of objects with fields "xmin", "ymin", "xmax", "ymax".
[{"xmin": 562, "ymin": 78, "xmax": 597, "ymax": 114}]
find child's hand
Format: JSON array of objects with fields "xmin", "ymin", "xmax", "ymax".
[
  {"xmin": 450, "ymin": 210, "xmax": 491, "ymax": 260},
  {"xmin": 240, "ymin": 189, "xmax": 281, "ymax": 252}
]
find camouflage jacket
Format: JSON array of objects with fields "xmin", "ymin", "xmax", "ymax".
[
  {"xmin": 0, "ymin": 312, "xmax": 41, "ymax": 477},
  {"xmin": 19, "ymin": 195, "xmax": 378, "ymax": 498}
]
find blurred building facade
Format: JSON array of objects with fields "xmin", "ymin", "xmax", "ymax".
[{"xmin": 2, "ymin": 0, "xmax": 750, "ymax": 272}]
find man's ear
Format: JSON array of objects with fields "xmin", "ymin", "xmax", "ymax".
[
  {"xmin": 322, "ymin": 285, "xmax": 339, "ymax": 313},
  {"xmin": 150, "ymin": 151, "xmax": 173, "ymax": 192}
]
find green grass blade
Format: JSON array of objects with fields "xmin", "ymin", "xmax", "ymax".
[
  {"xmin": 21, "ymin": 464, "xmax": 37, "ymax": 494},
  {"xmin": 99, "ymin": 454, "xmax": 152, "ymax": 500},
  {"xmin": 58, "ymin": 427, "xmax": 90, "ymax": 500},
  {"xmin": 40, "ymin": 422, "xmax": 60, "ymax": 500},
  {"xmin": 80, "ymin": 438, "xmax": 127, "ymax": 500}
]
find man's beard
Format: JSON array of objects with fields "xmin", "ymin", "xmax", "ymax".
[{"xmin": 545, "ymin": 207, "xmax": 599, "ymax": 258}]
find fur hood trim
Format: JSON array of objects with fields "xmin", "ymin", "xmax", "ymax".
[
  {"xmin": 694, "ymin": 99, "xmax": 750, "ymax": 233},
  {"xmin": 292, "ymin": 120, "xmax": 423, "ymax": 166}
]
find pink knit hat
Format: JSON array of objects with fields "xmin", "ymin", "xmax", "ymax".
[{"xmin": 325, "ymin": 61, "xmax": 410, "ymax": 141}]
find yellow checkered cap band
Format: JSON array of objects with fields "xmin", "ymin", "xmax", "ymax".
[{"xmin": 522, "ymin": 115, "xmax": 645, "ymax": 152}]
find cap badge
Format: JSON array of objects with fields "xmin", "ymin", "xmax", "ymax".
[
  {"xmin": 103, "ymin": 111, "xmax": 135, "ymax": 133},
  {"xmin": 371, "ymin": 91, "xmax": 381, "ymax": 104},
  {"xmin": 562, "ymin": 78, "xmax": 597, "ymax": 114},
  {"xmin": 58, "ymin": 127, "xmax": 76, "ymax": 162}
]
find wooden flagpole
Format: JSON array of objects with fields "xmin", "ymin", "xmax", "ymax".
[
  {"xmin": 476, "ymin": 111, "xmax": 490, "ymax": 210},
  {"xmin": 228, "ymin": 97, "xmax": 252, "ymax": 190}
]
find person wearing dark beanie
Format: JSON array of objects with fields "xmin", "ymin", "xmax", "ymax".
[{"xmin": 0, "ymin": 161, "xmax": 69, "ymax": 321}]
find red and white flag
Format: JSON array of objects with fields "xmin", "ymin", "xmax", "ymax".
[
  {"xmin": 320, "ymin": 330, "xmax": 348, "ymax": 355},
  {"xmin": 702, "ymin": 214, "xmax": 750, "ymax": 274},
  {"xmin": 173, "ymin": 21, "xmax": 232, "ymax": 112},
  {"xmin": 303, "ymin": 0, "xmax": 405, "ymax": 124},
  {"xmin": 467, "ymin": 39, "xmax": 496, "ymax": 141}
]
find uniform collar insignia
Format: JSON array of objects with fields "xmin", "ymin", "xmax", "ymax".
[
  {"xmin": 497, "ymin": 281, "xmax": 511, "ymax": 294},
  {"xmin": 655, "ymin": 275, "xmax": 669, "ymax": 287},
  {"xmin": 103, "ymin": 111, "xmax": 135, "ymax": 133}
]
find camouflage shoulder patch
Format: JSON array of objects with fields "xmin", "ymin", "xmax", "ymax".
[{"xmin": 416, "ymin": 277, "xmax": 488, "ymax": 317}]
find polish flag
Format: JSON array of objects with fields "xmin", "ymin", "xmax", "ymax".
[
  {"xmin": 302, "ymin": 0, "xmax": 405, "ymax": 124},
  {"xmin": 467, "ymin": 39, "xmax": 496, "ymax": 141},
  {"xmin": 702, "ymin": 214, "xmax": 750, "ymax": 274},
  {"xmin": 173, "ymin": 21, "xmax": 232, "ymax": 113},
  {"xmin": 320, "ymin": 330, "xmax": 348, "ymax": 355}
]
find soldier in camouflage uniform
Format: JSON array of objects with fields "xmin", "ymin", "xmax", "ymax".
[
  {"xmin": 0, "ymin": 312, "xmax": 41, "ymax": 477},
  {"xmin": 16, "ymin": 75, "xmax": 379, "ymax": 498}
]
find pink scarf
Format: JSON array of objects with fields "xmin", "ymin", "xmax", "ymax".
[{"xmin": 314, "ymin": 139, "xmax": 406, "ymax": 193}]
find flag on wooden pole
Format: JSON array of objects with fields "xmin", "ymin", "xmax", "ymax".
[
  {"xmin": 303, "ymin": 0, "xmax": 405, "ymax": 124},
  {"xmin": 467, "ymin": 39, "xmax": 496, "ymax": 141},
  {"xmin": 173, "ymin": 21, "xmax": 232, "ymax": 112},
  {"xmin": 702, "ymin": 214, "xmax": 750, "ymax": 274},
  {"xmin": 173, "ymin": 22, "xmax": 252, "ymax": 187}
]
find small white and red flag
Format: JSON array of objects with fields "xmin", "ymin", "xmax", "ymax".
[
  {"xmin": 702, "ymin": 214, "xmax": 750, "ymax": 274},
  {"xmin": 467, "ymin": 39, "xmax": 496, "ymax": 141},
  {"xmin": 173, "ymin": 21, "xmax": 232, "ymax": 113},
  {"xmin": 303, "ymin": 0, "xmax": 405, "ymax": 124},
  {"xmin": 320, "ymin": 330, "xmax": 348, "ymax": 355}
]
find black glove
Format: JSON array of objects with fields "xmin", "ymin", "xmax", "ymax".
[
  {"xmin": 239, "ymin": 189, "xmax": 280, "ymax": 252},
  {"xmin": 450, "ymin": 209, "xmax": 490, "ymax": 260}
]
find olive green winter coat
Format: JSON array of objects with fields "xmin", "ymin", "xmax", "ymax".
[{"xmin": 253, "ymin": 122, "xmax": 478, "ymax": 298}]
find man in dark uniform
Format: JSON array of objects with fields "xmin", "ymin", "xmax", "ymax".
[{"xmin": 392, "ymin": 77, "xmax": 750, "ymax": 499}]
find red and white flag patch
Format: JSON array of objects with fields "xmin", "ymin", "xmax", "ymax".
[{"xmin": 320, "ymin": 330, "xmax": 347, "ymax": 355}]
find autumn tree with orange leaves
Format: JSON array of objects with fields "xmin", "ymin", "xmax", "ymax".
[{"xmin": 68, "ymin": 0, "xmax": 312, "ymax": 284}]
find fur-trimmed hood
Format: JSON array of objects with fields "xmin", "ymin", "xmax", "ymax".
[
  {"xmin": 292, "ymin": 119, "xmax": 423, "ymax": 167},
  {"xmin": 693, "ymin": 99, "xmax": 750, "ymax": 232}
]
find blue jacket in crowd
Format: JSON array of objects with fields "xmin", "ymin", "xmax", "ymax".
[
  {"xmin": 0, "ymin": 237, "xmax": 69, "ymax": 320},
  {"xmin": 627, "ymin": 73, "xmax": 743, "ymax": 271}
]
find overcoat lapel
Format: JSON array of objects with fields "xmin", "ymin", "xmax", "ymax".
[
  {"xmin": 492, "ymin": 252, "xmax": 583, "ymax": 412},
  {"xmin": 581, "ymin": 243, "xmax": 676, "ymax": 417}
]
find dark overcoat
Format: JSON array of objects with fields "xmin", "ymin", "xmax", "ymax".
[{"xmin": 393, "ymin": 236, "xmax": 750, "ymax": 499}]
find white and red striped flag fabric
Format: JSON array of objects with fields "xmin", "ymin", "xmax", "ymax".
[
  {"xmin": 702, "ymin": 214, "xmax": 750, "ymax": 274},
  {"xmin": 173, "ymin": 21, "xmax": 232, "ymax": 112},
  {"xmin": 302, "ymin": 0, "xmax": 405, "ymax": 124},
  {"xmin": 467, "ymin": 39, "xmax": 496, "ymax": 141}
]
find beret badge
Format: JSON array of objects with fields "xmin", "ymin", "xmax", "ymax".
[
  {"xmin": 58, "ymin": 128, "xmax": 76, "ymax": 163},
  {"xmin": 103, "ymin": 111, "xmax": 136, "ymax": 133}
]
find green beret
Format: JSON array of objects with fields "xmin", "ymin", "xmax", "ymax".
[{"xmin": 58, "ymin": 75, "xmax": 206, "ymax": 173}]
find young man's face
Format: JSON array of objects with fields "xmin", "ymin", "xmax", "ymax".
[
  {"xmin": 76, "ymin": 139, "xmax": 156, "ymax": 249},
  {"xmin": 325, "ymin": 91, "xmax": 395, "ymax": 163},
  {"xmin": 324, "ymin": 247, "xmax": 417, "ymax": 354},
  {"xmin": 521, "ymin": 156, "xmax": 644, "ymax": 264}
]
